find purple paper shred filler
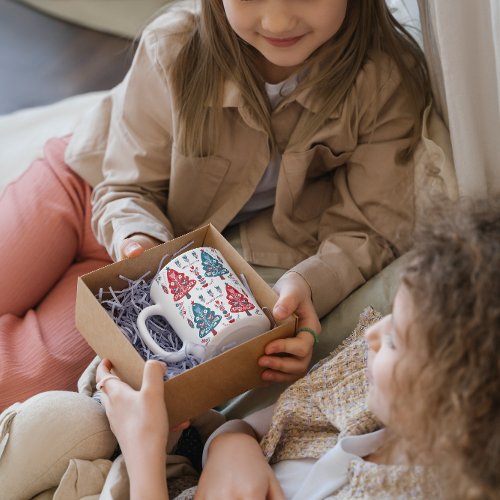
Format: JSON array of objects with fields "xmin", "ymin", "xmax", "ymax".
[
  {"xmin": 96, "ymin": 250, "xmax": 200, "ymax": 379},
  {"xmin": 172, "ymin": 240, "xmax": 194, "ymax": 258}
]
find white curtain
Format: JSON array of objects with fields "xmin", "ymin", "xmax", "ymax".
[
  {"xmin": 386, "ymin": 0, "xmax": 422, "ymax": 45},
  {"xmin": 418, "ymin": 0, "xmax": 500, "ymax": 197}
]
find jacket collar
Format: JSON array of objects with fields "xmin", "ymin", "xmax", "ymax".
[{"xmin": 220, "ymin": 69, "xmax": 342, "ymax": 120}]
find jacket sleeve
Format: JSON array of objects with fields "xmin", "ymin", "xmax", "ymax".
[
  {"xmin": 291, "ymin": 60, "xmax": 416, "ymax": 318},
  {"xmin": 88, "ymin": 27, "xmax": 177, "ymax": 261}
]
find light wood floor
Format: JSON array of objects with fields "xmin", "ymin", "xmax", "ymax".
[{"xmin": 0, "ymin": 0, "xmax": 136, "ymax": 114}]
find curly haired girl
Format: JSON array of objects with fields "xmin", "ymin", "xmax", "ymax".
[
  {"xmin": 182, "ymin": 196, "xmax": 500, "ymax": 499},
  {"xmin": 392, "ymin": 197, "xmax": 500, "ymax": 498}
]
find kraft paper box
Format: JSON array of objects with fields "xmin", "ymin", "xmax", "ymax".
[{"xmin": 76, "ymin": 224, "xmax": 296, "ymax": 426}]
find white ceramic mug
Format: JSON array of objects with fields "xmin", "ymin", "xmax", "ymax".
[{"xmin": 137, "ymin": 247, "xmax": 271, "ymax": 362}]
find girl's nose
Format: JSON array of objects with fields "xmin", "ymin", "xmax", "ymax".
[
  {"xmin": 261, "ymin": 3, "xmax": 297, "ymax": 35},
  {"xmin": 365, "ymin": 319, "xmax": 383, "ymax": 351}
]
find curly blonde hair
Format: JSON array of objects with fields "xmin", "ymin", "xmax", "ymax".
[{"xmin": 400, "ymin": 196, "xmax": 500, "ymax": 498}]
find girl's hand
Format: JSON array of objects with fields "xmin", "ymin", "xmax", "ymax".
[
  {"xmin": 259, "ymin": 272, "xmax": 321, "ymax": 383},
  {"xmin": 196, "ymin": 433, "xmax": 284, "ymax": 500},
  {"xmin": 119, "ymin": 234, "xmax": 163, "ymax": 260},
  {"xmin": 96, "ymin": 359, "xmax": 169, "ymax": 464}
]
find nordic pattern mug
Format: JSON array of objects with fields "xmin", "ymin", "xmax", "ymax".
[{"xmin": 137, "ymin": 247, "xmax": 271, "ymax": 362}]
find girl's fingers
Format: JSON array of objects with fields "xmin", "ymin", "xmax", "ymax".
[
  {"xmin": 96, "ymin": 359, "xmax": 130, "ymax": 399},
  {"xmin": 272, "ymin": 272, "xmax": 312, "ymax": 316},
  {"xmin": 261, "ymin": 330, "xmax": 314, "ymax": 381},
  {"xmin": 269, "ymin": 474, "xmax": 286, "ymax": 500},
  {"xmin": 96, "ymin": 358, "xmax": 113, "ymax": 383},
  {"xmin": 120, "ymin": 234, "xmax": 162, "ymax": 260},
  {"xmin": 260, "ymin": 369, "xmax": 302, "ymax": 383},
  {"xmin": 273, "ymin": 292, "xmax": 300, "ymax": 321},
  {"xmin": 120, "ymin": 238, "xmax": 145, "ymax": 260},
  {"xmin": 272, "ymin": 278, "xmax": 300, "ymax": 320},
  {"xmin": 295, "ymin": 300, "xmax": 322, "ymax": 333},
  {"xmin": 272, "ymin": 276, "xmax": 321, "ymax": 335},
  {"xmin": 297, "ymin": 314, "xmax": 321, "ymax": 334},
  {"xmin": 264, "ymin": 335, "xmax": 313, "ymax": 357},
  {"xmin": 141, "ymin": 360, "xmax": 167, "ymax": 396},
  {"xmin": 258, "ymin": 354, "xmax": 308, "ymax": 374},
  {"xmin": 99, "ymin": 376, "xmax": 128, "ymax": 399}
]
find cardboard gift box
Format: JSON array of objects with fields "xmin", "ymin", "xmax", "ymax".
[{"xmin": 76, "ymin": 224, "xmax": 296, "ymax": 426}]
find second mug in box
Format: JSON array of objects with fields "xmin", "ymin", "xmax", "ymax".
[{"xmin": 137, "ymin": 247, "xmax": 271, "ymax": 361}]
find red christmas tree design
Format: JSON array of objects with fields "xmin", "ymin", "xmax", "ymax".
[
  {"xmin": 225, "ymin": 284, "xmax": 255, "ymax": 316},
  {"xmin": 167, "ymin": 269, "xmax": 196, "ymax": 301}
]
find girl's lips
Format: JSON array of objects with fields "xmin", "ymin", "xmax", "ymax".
[{"xmin": 262, "ymin": 35, "xmax": 304, "ymax": 47}]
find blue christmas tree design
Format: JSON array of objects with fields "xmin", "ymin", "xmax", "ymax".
[
  {"xmin": 201, "ymin": 250, "xmax": 229, "ymax": 279},
  {"xmin": 191, "ymin": 302, "xmax": 222, "ymax": 338}
]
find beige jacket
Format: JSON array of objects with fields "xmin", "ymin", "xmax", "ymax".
[{"xmin": 65, "ymin": 9, "xmax": 452, "ymax": 318}]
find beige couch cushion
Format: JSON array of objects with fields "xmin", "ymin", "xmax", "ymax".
[
  {"xmin": 0, "ymin": 92, "xmax": 105, "ymax": 190},
  {"xmin": 16, "ymin": 0, "xmax": 167, "ymax": 38}
]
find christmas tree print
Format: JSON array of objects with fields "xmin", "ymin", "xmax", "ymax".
[
  {"xmin": 175, "ymin": 302, "xmax": 187, "ymax": 319},
  {"xmin": 167, "ymin": 269, "xmax": 196, "ymax": 301},
  {"xmin": 161, "ymin": 284, "xmax": 169, "ymax": 295},
  {"xmin": 225, "ymin": 284, "xmax": 255, "ymax": 316},
  {"xmin": 215, "ymin": 299, "xmax": 236, "ymax": 323},
  {"xmin": 190, "ymin": 265, "xmax": 208, "ymax": 288},
  {"xmin": 201, "ymin": 250, "xmax": 229, "ymax": 279},
  {"xmin": 191, "ymin": 302, "xmax": 222, "ymax": 338}
]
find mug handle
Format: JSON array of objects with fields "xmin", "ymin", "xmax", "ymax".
[{"xmin": 136, "ymin": 304, "xmax": 188, "ymax": 362}]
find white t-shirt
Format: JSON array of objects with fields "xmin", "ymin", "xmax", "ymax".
[
  {"xmin": 231, "ymin": 76, "xmax": 299, "ymax": 224},
  {"xmin": 274, "ymin": 430, "xmax": 385, "ymax": 500},
  {"xmin": 202, "ymin": 405, "xmax": 386, "ymax": 500}
]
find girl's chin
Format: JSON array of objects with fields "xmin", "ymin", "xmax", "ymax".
[{"xmin": 366, "ymin": 393, "xmax": 388, "ymax": 425}]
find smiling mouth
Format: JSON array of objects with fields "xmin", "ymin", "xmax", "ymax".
[{"xmin": 262, "ymin": 35, "xmax": 305, "ymax": 47}]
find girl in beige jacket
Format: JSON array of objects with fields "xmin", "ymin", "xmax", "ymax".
[{"xmin": 0, "ymin": 0, "xmax": 444, "ymax": 409}]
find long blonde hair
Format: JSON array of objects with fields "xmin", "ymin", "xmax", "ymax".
[{"xmin": 167, "ymin": 0, "xmax": 430, "ymax": 159}]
